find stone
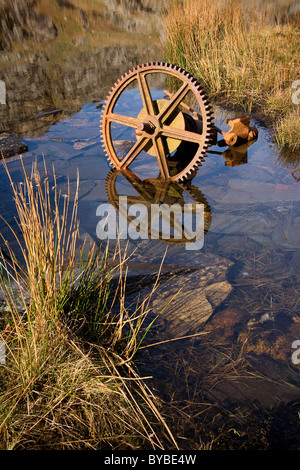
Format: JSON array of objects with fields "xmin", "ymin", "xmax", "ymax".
[
  {"xmin": 149, "ymin": 254, "xmax": 234, "ymax": 337},
  {"xmin": 0, "ymin": 132, "xmax": 28, "ymax": 158},
  {"xmin": 204, "ymin": 355, "xmax": 300, "ymax": 408},
  {"xmin": 204, "ymin": 281, "xmax": 233, "ymax": 309},
  {"xmin": 238, "ymin": 317, "xmax": 300, "ymax": 363},
  {"xmin": 222, "ymin": 178, "xmax": 300, "ymax": 204},
  {"xmin": 204, "ymin": 307, "xmax": 249, "ymax": 339},
  {"xmin": 152, "ymin": 280, "xmax": 233, "ymax": 337},
  {"xmin": 73, "ymin": 140, "xmax": 97, "ymax": 150},
  {"xmin": 35, "ymin": 109, "xmax": 63, "ymax": 119}
]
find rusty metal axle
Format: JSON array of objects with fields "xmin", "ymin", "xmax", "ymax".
[{"xmin": 164, "ymin": 90, "xmax": 258, "ymax": 147}]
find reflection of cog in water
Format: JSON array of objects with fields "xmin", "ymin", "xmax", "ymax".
[
  {"xmin": 292, "ymin": 168, "xmax": 300, "ymax": 181},
  {"xmin": 105, "ymin": 168, "xmax": 212, "ymax": 245}
]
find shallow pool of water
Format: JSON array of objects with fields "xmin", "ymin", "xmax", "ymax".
[
  {"xmin": 1, "ymin": 0, "xmax": 300, "ymax": 448},
  {"xmin": 2, "ymin": 82, "xmax": 300, "ymax": 408}
]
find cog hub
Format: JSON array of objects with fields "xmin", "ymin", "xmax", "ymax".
[{"xmin": 136, "ymin": 98, "xmax": 186, "ymax": 156}]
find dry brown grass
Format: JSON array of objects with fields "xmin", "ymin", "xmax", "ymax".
[{"xmin": 163, "ymin": 0, "xmax": 300, "ymax": 149}]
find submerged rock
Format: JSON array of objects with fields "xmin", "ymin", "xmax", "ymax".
[
  {"xmin": 205, "ymin": 306, "xmax": 249, "ymax": 339},
  {"xmin": 150, "ymin": 253, "xmax": 234, "ymax": 337},
  {"xmin": 238, "ymin": 314, "xmax": 300, "ymax": 363},
  {"xmin": 0, "ymin": 132, "xmax": 28, "ymax": 158},
  {"xmin": 35, "ymin": 109, "xmax": 63, "ymax": 119}
]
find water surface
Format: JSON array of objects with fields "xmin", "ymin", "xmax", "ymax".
[{"xmin": 1, "ymin": 0, "xmax": 300, "ymax": 448}]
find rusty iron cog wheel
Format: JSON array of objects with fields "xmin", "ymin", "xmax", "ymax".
[
  {"xmin": 105, "ymin": 168, "xmax": 212, "ymax": 245},
  {"xmin": 100, "ymin": 62, "xmax": 215, "ymax": 182}
]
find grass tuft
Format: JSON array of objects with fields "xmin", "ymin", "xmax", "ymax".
[{"xmin": 0, "ymin": 158, "xmax": 177, "ymax": 450}]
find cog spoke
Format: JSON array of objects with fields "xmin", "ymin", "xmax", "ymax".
[
  {"xmin": 106, "ymin": 112, "xmax": 139, "ymax": 128},
  {"xmin": 161, "ymin": 124, "xmax": 205, "ymax": 145},
  {"xmin": 158, "ymin": 82, "xmax": 190, "ymax": 124},
  {"xmin": 119, "ymin": 136, "xmax": 150, "ymax": 168},
  {"xmin": 137, "ymin": 72, "xmax": 156, "ymax": 116},
  {"xmin": 151, "ymin": 136, "xmax": 170, "ymax": 179}
]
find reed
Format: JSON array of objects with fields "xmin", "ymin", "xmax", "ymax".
[{"xmin": 0, "ymin": 158, "xmax": 176, "ymax": 450}]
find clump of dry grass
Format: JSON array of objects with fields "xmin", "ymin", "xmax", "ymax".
[
  {"xmin": 0, "ymin": 158, "xmax": 177, "ymax": 450},
  {"xmin": 163, "ymin": 0, "xmax": 300, "ymax": 149},
  {"xmin": 274, "ymin": 108, "xmax": 300, "ymax": 151}
]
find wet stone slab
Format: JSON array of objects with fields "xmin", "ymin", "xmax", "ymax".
[{"xmin": 149, "ymin": 253, "xmax": 234, "ymax": 337}]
